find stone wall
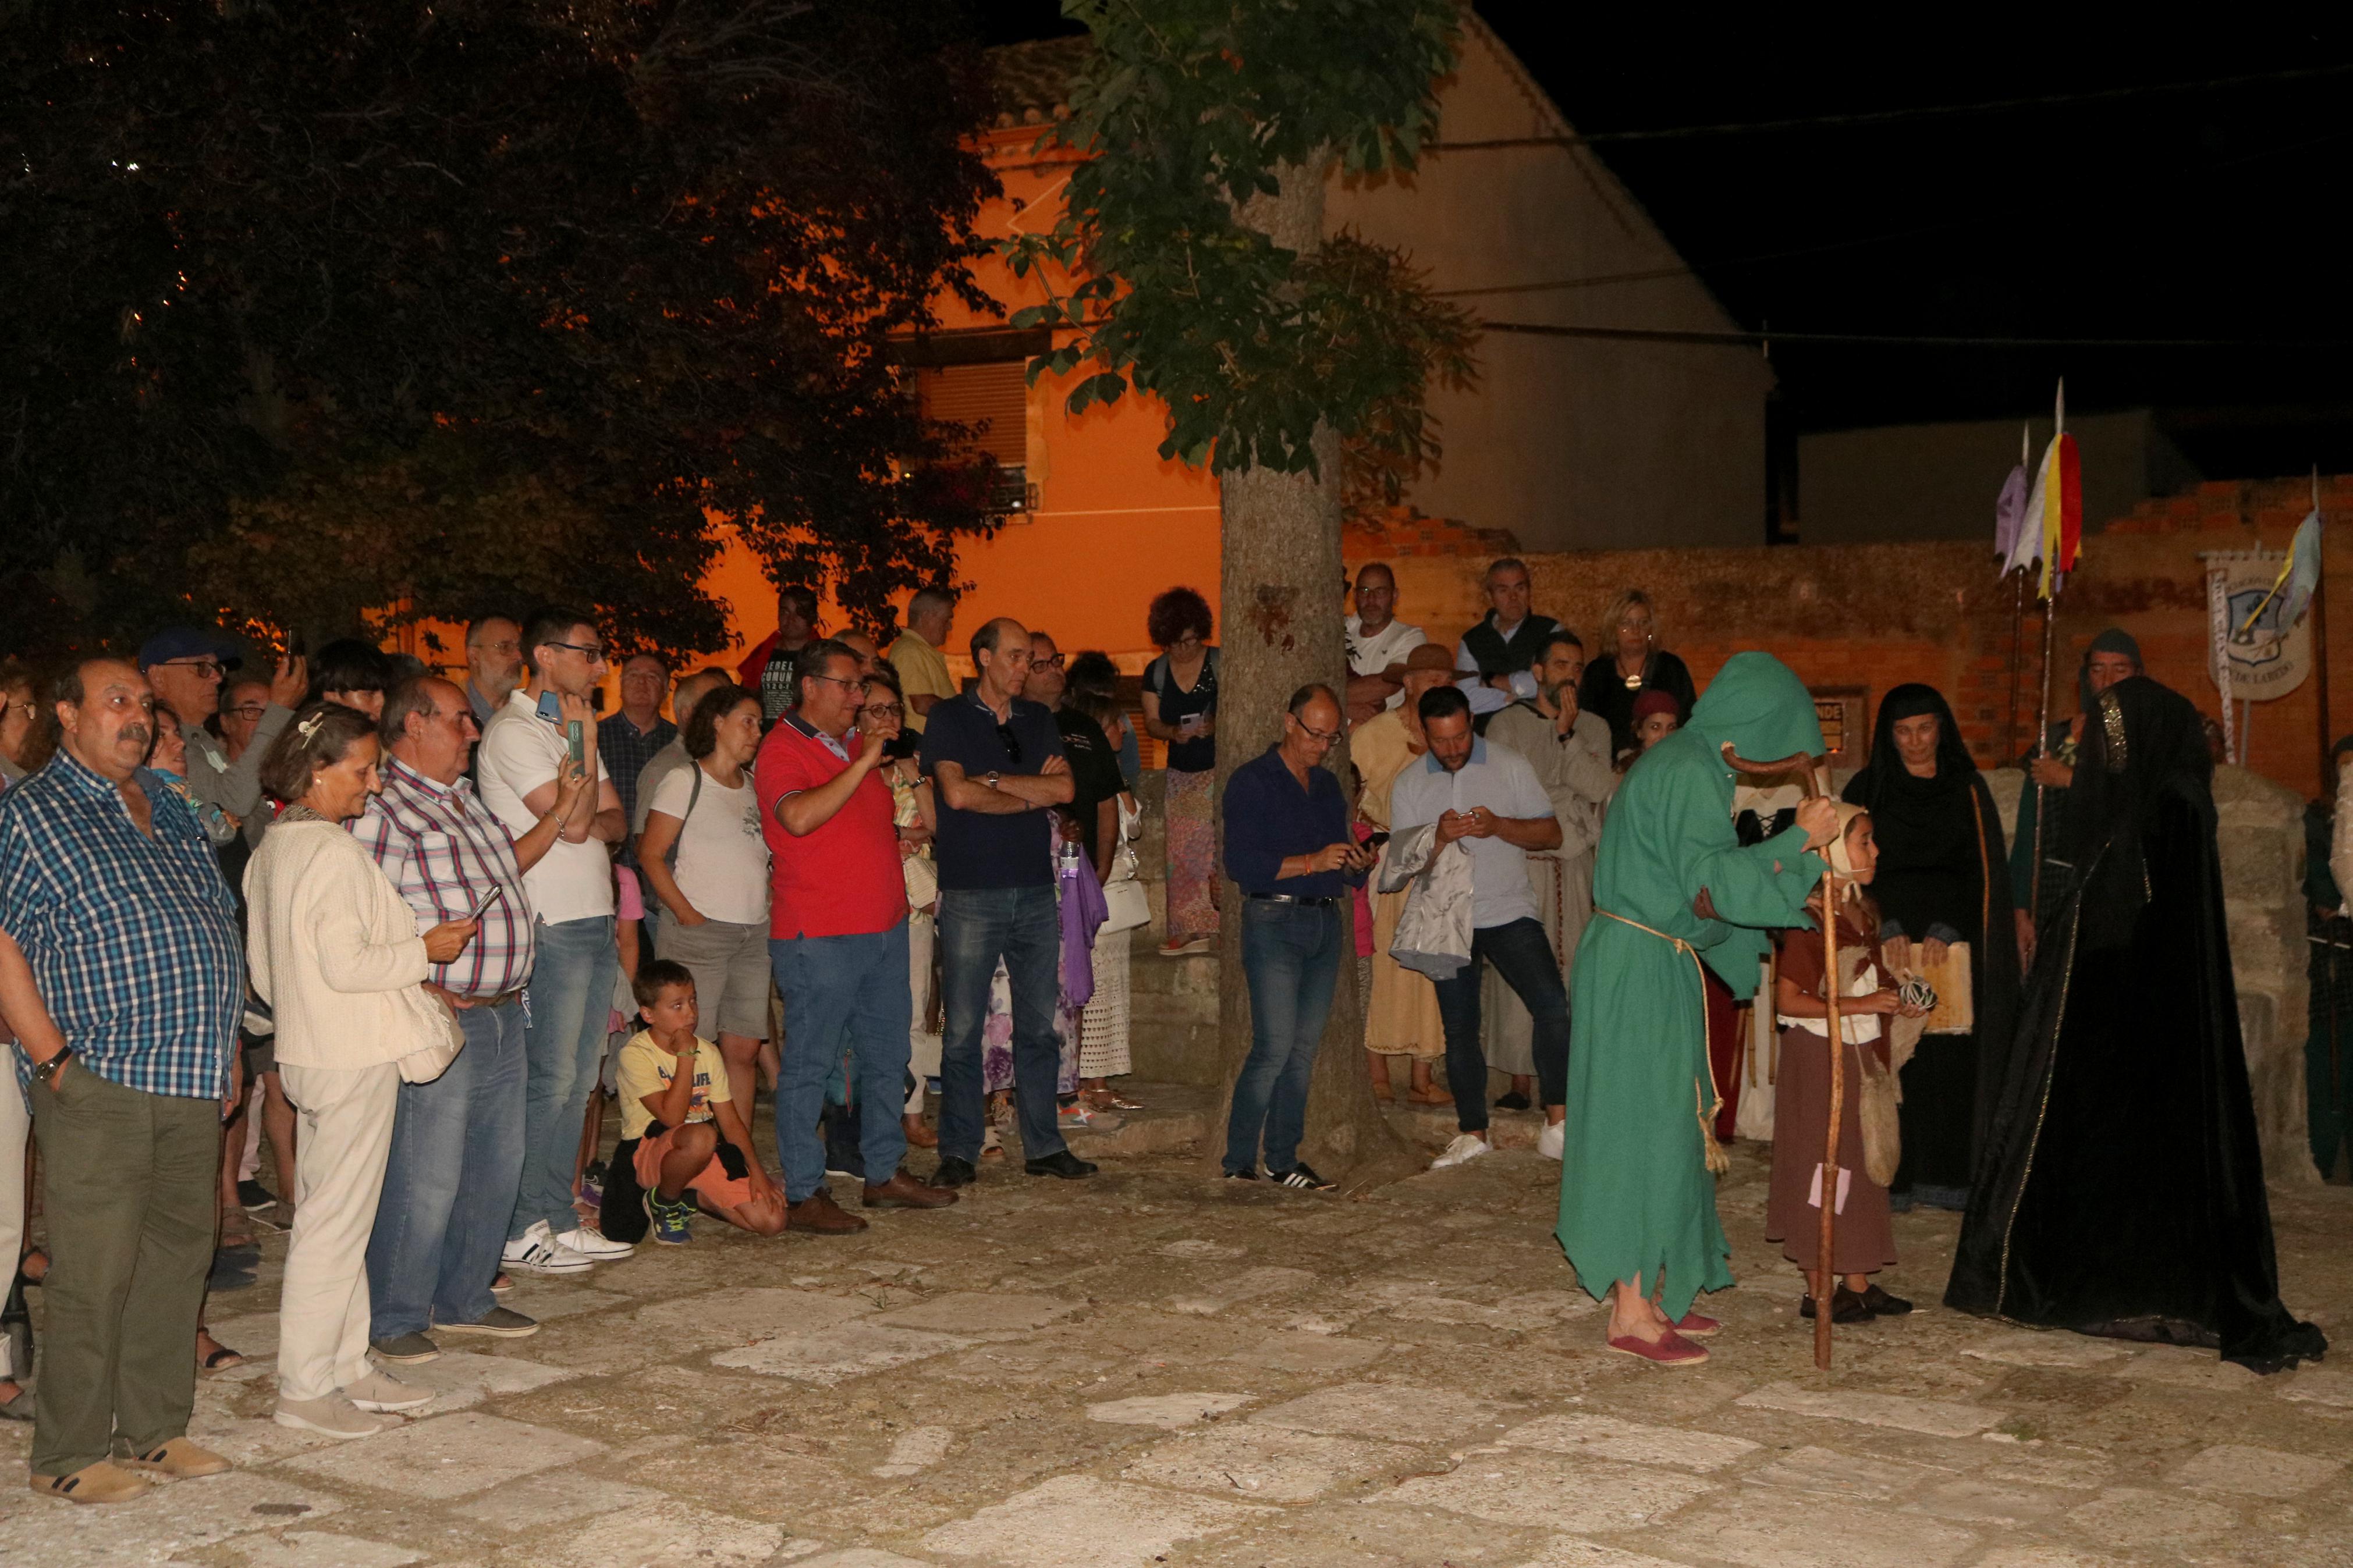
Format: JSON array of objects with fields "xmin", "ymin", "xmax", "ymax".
[{"xmin": 1348, "ymin": 472, "xmax": 2353, "ymax": 794}]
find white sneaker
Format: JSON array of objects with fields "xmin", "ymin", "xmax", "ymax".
[
  {"xmin": 1537, "ymin": 1119, "xmax": 1565, "ymax": 1161},
  {"xmin": 275, "ymin": 1395, "xmax": 385, "ymax": 1439},
  {"xmin": 1431, "ymin": 1132, "xmax": 1492, "ymax": 1170},
  {"xmin": 553, "ymin": 1223, "xmax": 634, "ymax": 1260},
  {"xmin": 344, "ymin": 1368, "xmax": 434, "ymax": 1414},
  {"xmin": 502, "ymin": 1221, "xmax": 594, "ymax": 1275}
]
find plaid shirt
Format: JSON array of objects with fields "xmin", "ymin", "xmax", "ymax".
[
  {"xmin": 600, "ymin": 712, "xmax": 675, "ymax": 869},
  {"xmin": 0, "ymin": 751, "xmax": 243, "ymax": 1098},
  {"xmin": 352, "ymin": 756, "xmax": 535, "ymax": 998}
]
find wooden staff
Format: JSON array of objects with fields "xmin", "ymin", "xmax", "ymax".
[
  {"xmin": 2028, "ymin": 581, "xmax": 2060, "ymax": 923},
  {"xmin": 2313, "ymin": 467, "xmax": 2333, "ymax": 797},
  {"xmin": 1724, "ymin": 748, "xmax": 1840, "ymax": 1368}
]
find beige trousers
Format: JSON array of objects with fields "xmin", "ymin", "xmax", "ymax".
[
  {"xmin": 0, "ymin": 1076, "xmax": 25, "ymax": 1381},
  {"xmin": 276, "ymin": 1061, "xmax": 400, "ymax": 1404},
  {"xmin": 907, "ymin": 911, "xmax": 941, "ymax": 1114}
]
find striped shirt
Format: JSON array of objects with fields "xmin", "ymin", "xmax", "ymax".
[
  {"xmin": 0, "ymin": 750, "xmax": 243, "ymax": 1098},
  {"xmin": 352, "ymin": 756, "xmax": 536, "ymax": 998}
]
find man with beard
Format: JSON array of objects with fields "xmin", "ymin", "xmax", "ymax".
[
  {"xmin": 1482, "ymin": 630, "xmax": 1614, "ymax": 1118},
  {"xmin": 0, "ymin": 660, "xmax": 244, "ymax": 1501}
]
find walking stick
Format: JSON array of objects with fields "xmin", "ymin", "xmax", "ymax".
[{"xmin": 1723, "ymin": 748, "xmax": 1840, "ymax": 1368}]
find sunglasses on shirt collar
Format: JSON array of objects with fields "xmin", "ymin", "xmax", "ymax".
[{"xmin": 994, "ymin": 721, "xmax": 1023, "ymax": 763}]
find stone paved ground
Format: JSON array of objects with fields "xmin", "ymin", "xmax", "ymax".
[{"xmin": 2, "ymin": 1121, "xmax": 2347, "ymax": 1568}]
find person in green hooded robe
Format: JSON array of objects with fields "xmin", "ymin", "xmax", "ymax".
[{"xmin": 1557, "ymin": 652, "xmax": 1837, "ymax": 1363}]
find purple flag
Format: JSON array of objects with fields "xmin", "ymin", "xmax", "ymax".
[{"xmin": 1993, "ymin": 462, "xmax": 2028, "ymax": 574}]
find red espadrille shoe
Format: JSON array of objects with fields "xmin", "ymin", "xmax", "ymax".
[
  {"xmin": 1606, "ymin": 1329, "xmax": 1710, "ymax": 1367},
  {"xmin": 1674, "ymin": 1312, "xmax": 1721, "ymax": 1338}
]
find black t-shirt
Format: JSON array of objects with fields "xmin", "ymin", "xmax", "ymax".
[
  {"xmin": 917, "ymin": 692, "xmax": 1069, "ymax": 890},
  {"xmin": 1053, "ymin": 707, "xmax": 1124, "ymax": 865},
  {"xmin": 1145, "ymin": 647, "xmax": 1218, "ymax": 772}
]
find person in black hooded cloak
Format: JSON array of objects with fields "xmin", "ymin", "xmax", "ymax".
[
  {"xmin": 1946, "ymin": 675, "xmax": 2327, "ymax": 1373},
  {"xmin": 1843, "ymin": 684, "xmax": 2022, "ymax": 1211}
]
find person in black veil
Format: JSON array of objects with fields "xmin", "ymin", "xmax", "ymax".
[
  {"xmin": 1947, "ymin": 676, "xmax": 2327, "ymax": 1373},
  {"xmin": 1843, "ymin": 684, "xmax": 2022, "ymax": 1211}
]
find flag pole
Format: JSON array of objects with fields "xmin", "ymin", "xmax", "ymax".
[
  {"xmin": 2314, "ymin": 466, "xmax": 2333, "ymax": 796},
  {"xmin": 2029, "ymin": 583, "xmax": 2059, "ymax": 922},
  {"xmin": 2004, "ymin": 425, "xmax": 2031, "ymax": 760}
]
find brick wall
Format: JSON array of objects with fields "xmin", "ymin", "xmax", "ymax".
[{"xmin": 1350, "ymin": 474, "xmax": 2353, "ymax": 797}]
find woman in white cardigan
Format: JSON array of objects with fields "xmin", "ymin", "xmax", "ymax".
[{"xmin": 246, "ymin": 704, "xmax": 477, "ymax": 1438}]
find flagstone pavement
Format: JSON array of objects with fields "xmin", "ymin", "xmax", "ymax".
[{"xmin": 2, "ymin": 1136, "xmax": 2345, "ymax": 1567}]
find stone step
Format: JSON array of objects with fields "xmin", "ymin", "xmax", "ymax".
[
  {"xmin": 1128, "ymin": 1016, "xmax": 1224, "ymax": 1085},
  {"xmin": 1063, "ymin": 1082, "xmax": 1214, "ymax": 1160}
]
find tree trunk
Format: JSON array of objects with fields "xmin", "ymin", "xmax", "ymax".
[{"xmin": 1204, "ymin": 159, "xmax": 1416, "ymax": 1190}]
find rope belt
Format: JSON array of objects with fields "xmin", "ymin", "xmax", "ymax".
[{"xmin": 1597, "ymin": 908, "xmax": 1730, "ymax": 1175}]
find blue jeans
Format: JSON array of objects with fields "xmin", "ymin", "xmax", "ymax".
[
  {"xmin": 1431, "ymin": 916, "xmax": 1570, "ymax": 1132},
  {"xmin": 937, "ymin": 885, "xmax": 1064, "ymax": 1164},
  {"xmin": 367, "ymin": 998, "xmax": 527, "ymax": 1337},
  {"xmin": 771, "ymin": 922, "xmax": 913, "ymax": 1200},
  {"xmin": 510, "ymin": 915, "xmax": 619, "ymax": 1240},
  {"xmin": 1226, "ymin": 898, "xmax": 1343, "ymax": 1175}
]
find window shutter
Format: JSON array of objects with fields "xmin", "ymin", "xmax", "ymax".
[{"xmin": 917, "ymin": 361, "xmax": 1027, "ymax": 466}]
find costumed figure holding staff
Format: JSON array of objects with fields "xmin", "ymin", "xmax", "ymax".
[
  {"xmin": 1556, "ymin": 652, "xmax": 1837, "ymax": 1367},
  {"xmin": 1843, "ymin": 685, "xmax": 2023, "ymax": 1212},
  {"xmin": 2011, "ymin": 630, "xmax": 2141, "ymax": 944},
  {"xmin": 1766, "ymin": 803, "xmax": 1923, "ymax": 1325},
  {"xmin": 1947, "ymin": 676, "xmax": 2327, "ymax": 1373}
]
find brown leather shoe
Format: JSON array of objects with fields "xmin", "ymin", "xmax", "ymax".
[
  {"xmin": 864, "ymin": 1171, "xmax": 959, "ymax": 1209},
  {"xmin": 30, "ymin": 1460, "xmax": 150, "ymax": 1503},
  {"xmin": 902, "ymin": 1112, "xmax": 939, "ymax": 1149},
  {"xmin": 786, "ymin": 1189, "xmax": 868, "ymax": 1234},
  {"xmin": 119, "ymin": 1437, "xmax": 232, "ymax": 1478}
]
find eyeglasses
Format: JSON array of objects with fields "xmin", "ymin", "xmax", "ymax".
[
  {"xmin": 994, "ymin": 721, "xmax": 1024, "ymax": 763},
  {"xmin": 1032, "ymin": 653, "xmax": 1064, "ymax": 671},
  {"xmin": 158, "ymin": 658, "xmax": 226, "ymax": 680},
  {"xmin": 544, "ymin": 641, "xmax": 607, "ymax": 662},
  {"xmin": 808, "ymin": 674, "xmax": 868, "ymax": 694},
  {"xmin": 223, "ymin": 703, "xmax": 267, "ymax": 721},
  {"xmin": 863, "ymin": 702, "xmax": 904, "ymax": 720},
  {"xmin": 1293, "ymin": 720, "xmax": 1341, "ymax": 745}
]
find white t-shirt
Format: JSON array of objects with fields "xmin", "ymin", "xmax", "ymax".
[
  {"xmin": 1345, "ymin": 615, "xmax": 1429, "ymax": 710},
  {"xmin": 476, "ymin": 691, "xmax": 615, "ymax": 925},
  {"xmin": 648, "ymin": 763, "xmax": 771, "ymax": 926}
]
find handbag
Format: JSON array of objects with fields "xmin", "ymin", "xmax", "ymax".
[
  {"xmin": 1099, "ymin": 795, "xmax": 1150, "ymax": 934},
  {"xmin": 395, "ymin": 984, "xmax": 467, "ymax": 1085},
  {"xmin": 1833, "ymin": 945, "xmax": 1903, "ymax": 1186}
]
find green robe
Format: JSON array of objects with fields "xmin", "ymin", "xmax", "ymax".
[{"xmin": 1557, "ymin": 653, "xmax": 1826, "ymax": 1319}]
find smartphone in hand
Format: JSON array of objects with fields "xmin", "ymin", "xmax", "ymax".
[
  {"xmin": 565, "ymin": 720, "xmax": 585, "ymax": 767},
  {"xmin": 537, "ymin": 691, "xmax": 564, "ymax": 724}
]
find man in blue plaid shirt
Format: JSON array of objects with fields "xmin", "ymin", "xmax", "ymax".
[{"xmin": 0, "ymin": 658, "xmax": 243, "ymax": 1504}]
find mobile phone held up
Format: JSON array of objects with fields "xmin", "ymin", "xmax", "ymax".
[
  {"xmin": 537, "ymin": 691, "xmax": 564, "ymax": 724},
  {"xmin": 565, "ymin": 720, "xmax": 584, "ymax": 767}
]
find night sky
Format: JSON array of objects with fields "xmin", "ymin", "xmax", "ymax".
[{"xmin": 971, "ymin": 5, "xmax": 2353, "ymax": 481}]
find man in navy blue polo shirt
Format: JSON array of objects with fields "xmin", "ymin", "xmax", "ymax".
[
  {"xmin": 1220, "ymin": 683, "xmax": 1374, "ymax": 1190},
  {"xmin": 917, "ymin": 617, "xmax": 1088, "ymax": 1187}
]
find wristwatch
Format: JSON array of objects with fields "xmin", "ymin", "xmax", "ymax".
[{"xmin": 33, "ymin": 1046, "xmax": 72, "ymax": 1086}]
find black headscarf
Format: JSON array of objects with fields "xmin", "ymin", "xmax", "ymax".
[
  {"xmin": 1847, "ymin": 684, "xmax": 1976, "ymax": 811},
  {"xmin": 2077, "ymin": 627, "xmax": 2143, "ymax": 712}
]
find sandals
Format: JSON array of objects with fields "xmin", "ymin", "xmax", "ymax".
[
  {"xmin": 198, "ymin": 1336, "xmax": 247, "ymax": 1374},
  {"xmin": 1407, "ymin": 1084, "xmax": 1454, "ymax": 1106}
]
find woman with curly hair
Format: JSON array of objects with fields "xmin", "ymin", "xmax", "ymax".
[{"xmin": 1141, "ymin": 587, "xmax": 1220, "ymax": 957}]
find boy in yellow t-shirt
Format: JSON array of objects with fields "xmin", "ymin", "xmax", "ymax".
[{"xmin": 618, "ymin": 961, "xmax": 786, "ymax": 1243}]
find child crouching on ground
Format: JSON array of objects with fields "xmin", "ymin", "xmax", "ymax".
[{"xmin": 616, "ymin": 960, "xmax": 787, "ymax": 1243}]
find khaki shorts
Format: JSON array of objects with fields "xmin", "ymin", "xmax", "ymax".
[{"xmin": 654, "ymin": 917, "xmax": 773, "ymax": 1040}]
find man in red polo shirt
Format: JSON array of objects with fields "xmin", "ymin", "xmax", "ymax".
[{"xmin": 756, "ymin": 639, "xmax": 957, "ymax": 1231}]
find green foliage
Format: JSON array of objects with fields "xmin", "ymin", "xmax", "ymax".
[
  {"xmin": 0, "ymin": 1, "xmax": 1003, "ymax": 660},
  {"xmin": 1000, "ymin": 0, "xmax": 1474, "ymax": 481}
]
